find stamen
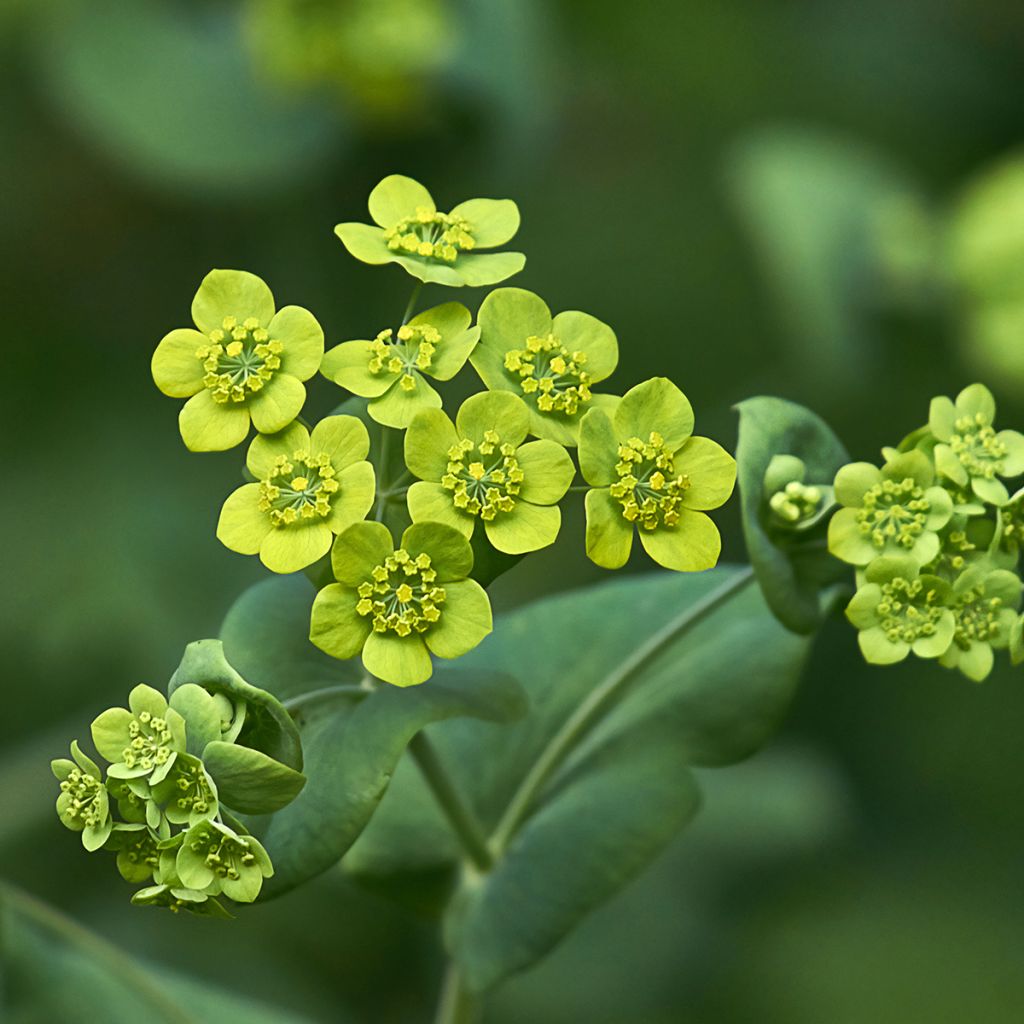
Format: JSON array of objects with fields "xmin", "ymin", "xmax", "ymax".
[
  {"xmin": 950, "ymin": 412, "xmax": 1008, "ymax": 480},
  {"xmin": 384, "ymin": 207, "xmax": 475, "ymax": 263},
  {"xmin": 856, "ymin": 477, "xmax": 932, "ymax": 551},
  {"xmin": 609, "ymin": 432, "xmax": 690, "ymax": 530},
  {"xmin": 356, "ymin": 550, "xmax": 447, "ymax": 636},
  {"xmin": 441, "ymin": 435, "xmax": 522, "ymax": 520},
  {"xmin": 258, "ymin": 450, "xmax": 338, "ymax": 527},
  {"xmin": 504, "ymin": 334, "xmax": 591, "ymax": 415},
  {"xmin": 367, "ymin": 324, "xmax": 440, "ymax": 388},
  {"xmin": 874, "ymin": 576, "xmax": 946, "ymax": 643},
  {"xmin": 195, "ymin": 316, "xmax": 282, "ymax": 405}
]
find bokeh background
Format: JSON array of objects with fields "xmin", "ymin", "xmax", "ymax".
[{"xmin": 4, "ymin": 0, "xmax": 1024, "ymax": 1021}]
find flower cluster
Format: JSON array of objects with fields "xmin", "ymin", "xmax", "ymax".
[
  {"xmin": 53, "ymin": 682, "xmax": 296, "ymax": 915},
  {"xmin": 829, "ymin": 383, "xmax": 1024, "ymax": 681},
  {"xmin": 149, "ymin": 175, "xmax": 737, "ymax": 688}
]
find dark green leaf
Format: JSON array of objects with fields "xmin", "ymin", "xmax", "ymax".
[
  {"xmin": 220, "ymin": 574, "xmax": 361, "ymax": 699},
  {"xmin": 0, "ymin": 884, "xmax": 317, "ymax": 1023},
  {"xmin": 349, "ymin": 567, "xmax": 810, "ymax": 990},
  {"xmin": 168, "ymin": 640, "xmax": 303, "ymax": 771},
  {"xmin": 735, "ymin": 396, "xmax": 850, "ymax": 634},
  {"xmin": 203, "ymin": 741, "xmax": 306, "ymax": 816},
  {"xmin": 259, "ymin": 666, "xmax": 526, "ymax": 899}
]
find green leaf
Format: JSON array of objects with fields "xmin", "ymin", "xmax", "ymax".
[
  {"xmin": 168, "ymin": 639, "xmax": 303, "ymax": 771},
  {"xmin": 202, "ymin": 741, "xmax": 306, "ymax": 815},
  {"xmin": 258, "ymin": 666, "xmax": 527, "ymax": 898},
  {"xmin": 34, "ymin": 0, "xmax": 341, "ymax": 198},
  {"xmin": 348, "ymin": 567, "xmax": 809, "ymax": 991},
  {"xmin": 221, "ymin": 573, "xmax": 363, "ymax": 698},
  {"xmin": 735, "ymin": 396, "xmax": 850, "ymax": 634},
  {"xmin": 0, "ymin": 883, "xmax": 318, "ymax": 1023}
]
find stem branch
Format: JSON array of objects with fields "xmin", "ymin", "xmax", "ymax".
[
  {"xmin": 409, "ymin": 732, "xmax": 493, "ymax": 873},
  {"xmin": 402, "ymin": 281, "xmax": 424, "ymax": 325},
  {"xmin": 434, "ymin": 961, "xmax": 479, "ymax": 1024},
  {"xmin": 489, "ymin": 565, "xmax": 756, "ymax": 852}
]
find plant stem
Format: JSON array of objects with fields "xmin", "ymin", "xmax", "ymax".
[
  {"xmin": 489, "ymin": 565, "xmax": 756, "ymax": 852},
  {"xmin": 567, "ymin": 484, "xmax": 590, "ymax": 493},
  {"xmin": 402, "ymin": 281, "xmax": 424, "ymax": 324},
  {"xmin": 282, "ymin": 684, "xmax": 368, "ymax": 715},
  {"xmin": 375, "ymin": 426, "xmax": 393, "ymax": 521},
  {"xmin": 434, "ymin": 961, "xmax": 479, "ymax": 1024},
  {"xmin": 409, "ymin": 732, "xmax": 494, "ymax": 873}
]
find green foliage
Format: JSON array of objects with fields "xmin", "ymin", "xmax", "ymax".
[
  {"xmin": 735, "ymin": 396, "xmax": 850, "ymax": 634},
  {"xmin": 347, "ymin": 567, "xmax": 809, "ymax": 991},
  {"xmin": 0, "ymin": 884, "xmax": 318, "ymax": 1023}
]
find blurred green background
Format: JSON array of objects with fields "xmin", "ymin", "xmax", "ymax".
[{"xmin": 4, "ymin": 0, "xmax": 1024, "ymax": 1021}]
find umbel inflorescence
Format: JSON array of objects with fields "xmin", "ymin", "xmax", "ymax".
[
  {"xmin": 810, "ymin": 383, "xmax": 1024, "ymax": 681},
  {"xmin": 153, "ymin": 174, "xmax": 738, "ymax": 687}
]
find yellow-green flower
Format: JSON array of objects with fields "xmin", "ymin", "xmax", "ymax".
[
  {"xmin": 579, "ymin": 378, "xmax": 736, "ymax": 571},
  {"xmin": 828, "ymin": 451, "xmax": 954, "ymax": 567},
  {"xmin": 152, "ymin": 269, "xmax": 324, "ymax": 451},
  {"xmin": 90, "ymin": 684, "xmax": 187, "ymax": 786},
  {"xmin": 404, "ymin": 391, "xmax": 575, "ymax": 554},
  {"xmin": 472, "ymin": 288, "xmax": 620, "ymax": 446},
  {"xmin": 929, "ymin": 383, "xmax": 1024, "ymax": 505},
  {"xmin": 175, "ymin": 819, "xmax": 274, "ymax": 903},
  {"xmin": 843, "ymin": 556, "xmax": 955, "ymax": 666},
  {"xmin": 51, "ymin": 741, "xmax": 113, "ymax": 852},
  {"xmin": 335, "ymin": 175, "xmax": 524, "ymax": 287},
  {"xmin": 310, "ymin": 521, "xmax": 491, "ymax": 687},
  {"xmin": 320, "ymin": 302, "xmax": 479, "ymax": 428},
  {"xmin": 217, "ymin": 416, "xmax": 375, "ymax": 574},
  {"xmin": 938, "ymin": 564, "xmax": 1021, "ymax": 682}
]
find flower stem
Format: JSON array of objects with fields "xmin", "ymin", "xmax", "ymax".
[
  {"xmin": 409, "ymin": 732, "xmax": 493, "ymax": 873},
  {"xmin": 489, "ymin": 565, "xmax": 757, "ymax": 852},
  {"xmin": 434, "ymin": 961, "xmax": 479, "ymax": 1024},
  {"xmin": 402, "ymin": 281, "xmax": 424, "ymax": 325},
  {"xmin": 282, "ymin": 684, "xmax": 368, "ymax": 715}
]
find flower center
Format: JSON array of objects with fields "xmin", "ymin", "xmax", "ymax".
[
  {"xmin": 609, "ymin": 432, "xmax": 690, "ymax": 530},
  {"xmin": 952, "ymin": 586, "xmax": 1004, "ymax": 648},
  {"xmin": 172, "ymin": 762, "xmax": 215, "ymax": 818},
  {"xmin": 1000, "ymin": 497, "xmax": 1024, "ymax": 543},
  {"xmin": 769, "ymin": 481, "xmax": 823, "ymax": 525},
  {"xmin": 196, "ymin": 316, "xmax": 282, "ymax": 404},
  {"xmin": 504, "ymin": 334, "xmax": 591, "ymax": 414},
  {"xmin": 59, "ymin": 769, "xmax": 106, "ymax": 828},
  {"xmin": 355, "ymin": 549, "xmax": 446, "ymax": 637},
  {"xmin": 123, "ymin": 712, "xmax": 175, "ymax": 772},
  {"xmin": 950, "ymin": 414, "xmax": 1007, "ymax": 479},
  {"xmin": 368, "ymin": 324, "xmax": 441, "ymax": 391},
  {"xmin": 441, "ymin": 432, "xmax": 523, "ymax": 520},
  {"xmin": 258, "ymin": 450, "xmax": 338, "ymax": 527},
  {"xmin": 384, "ymin": 207, "xmax": 475, "ymax": 263},
  {"xmin": 121, "ymin": 831, "xmax": 160, "ymax": 873},
  {"xmin": 191, "ymin": 829, "xmax": 256, "ymax": 881},
  {"xmin": 856, "ymin": 478, "xmax": 931, "ymax": 550},
  {"xmin": 875, "ymin": 577, "xmax": 946, "ymax": 643}
]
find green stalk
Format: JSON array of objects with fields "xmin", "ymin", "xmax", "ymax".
[
  {"xmin": 434, "ymin": 962, "xmax": 479, "ymax": 1024},
  {"xmin": 409, "ymin": 732, "xmax": 493, "ymax": 873},
  {"xmin": 489, "ymin": 566, "xmax": 756, "ymax": 852}
]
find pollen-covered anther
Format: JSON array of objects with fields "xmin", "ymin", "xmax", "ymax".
[
  {"xmin": 856, "ymin": 477, "xmax": 932, "ymax": 551},
  {"xmin": 950, "ymin": 413, "xmax": 1008, "ymax": 479},
  {"xmin": 367, "ymin": 324, "xmax": 441, "ymax": 389},
  {"xmin": 441, "ymin": 434, "xmax": 522, "ymax": 520},
  {"xmin": 384, "ymin": 207, "xmax": 476, "ymax": 263},
  {"xmin": 875, "ymin": 576, "xmax": 946, "ymax": 643},
  {"xmin": 769, "ymin": 481, "xmax": 823, "ymax": 525},
  {"xmin": 59, "ymin": 768, "xmax": 106, "ymax": 828},
  {"xmin": 952, "ymin": 586, "xmax": 1004, "ymax": 647},
  {"xmin": 356, "ymin": 549, "xmax": 447, "ymax": 636},
  {"xmin": 195, "ymin": 316, "xmax": 282, "ymax": 404},
  {"xmin": 504, "ymin": 334, "xmax": 592, "ymax": 415},
  {"xmin": 258, "ymin": 450, "xmax": 338, "ymax": 527},
  {"xmin": 609, "ymin": 432, "xmax": 690, "ymax": 530},
  {"xmin": 121, "ymin": 715, "xmax": 174, "ymax": 772}
]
